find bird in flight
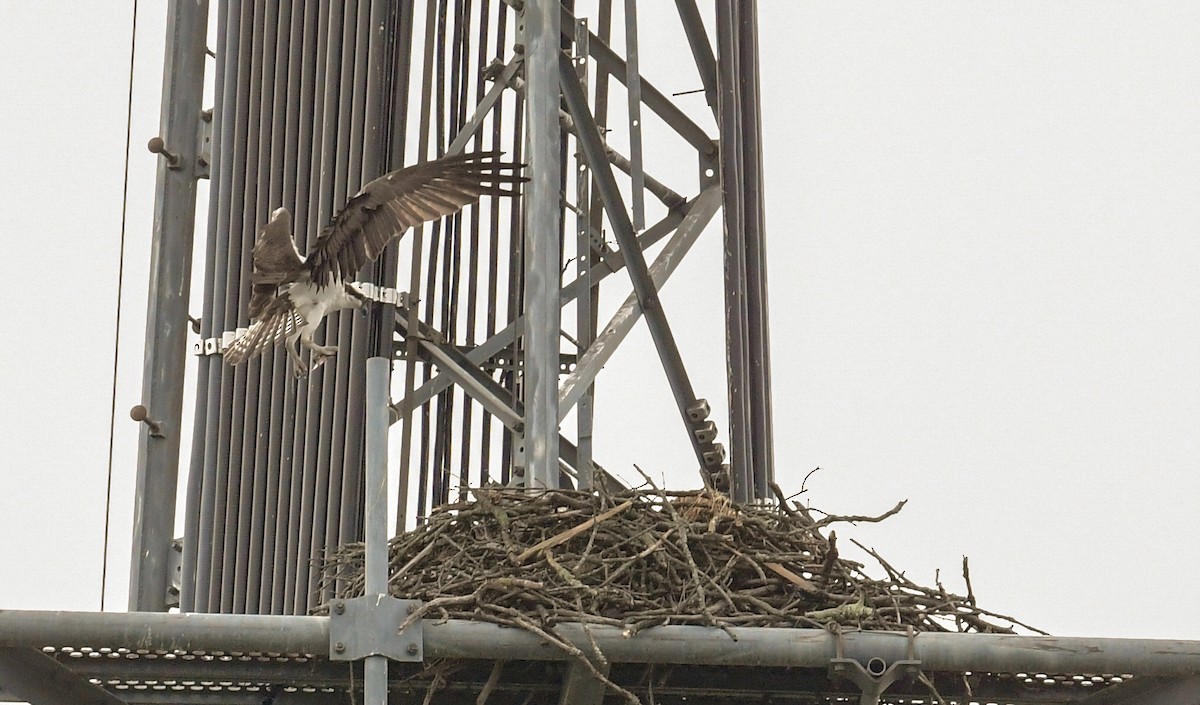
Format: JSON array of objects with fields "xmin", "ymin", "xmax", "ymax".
[{"xmin": 222, "ymin": 150, "xmax": 524, "ymax": 377}]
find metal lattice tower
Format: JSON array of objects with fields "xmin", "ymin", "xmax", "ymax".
[
  {"xmin": 3, "ymin": 2, "xmax": 1200, "ymax": 704},
  {"xmin": 130, "ymin": 0, "xmax": 777, "ymax": 617}
]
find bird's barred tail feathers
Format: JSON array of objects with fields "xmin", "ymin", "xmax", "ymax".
[{"xmin": 222, "ymin": 308, "xmax": 305, "ymax": 365}]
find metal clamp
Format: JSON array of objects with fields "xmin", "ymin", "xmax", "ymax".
[
  {"xmin": 356, "ymin": 282, "xmax": 409, "ymax": 307},
  {"xmin": 829, "ymin": 625, "xmax": 922, "ymax": 705},
  {"xmin": 328, "ymin": 594, "xmax": 423, "ymax": 663}
]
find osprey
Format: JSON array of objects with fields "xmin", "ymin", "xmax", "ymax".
[{"xmin": 223, "ymin": 151, "xmax": 524, "ymax": 377}]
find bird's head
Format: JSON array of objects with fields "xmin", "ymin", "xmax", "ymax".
[{"xmin": 270, "ymin": 206, "xmax": 292, "ymax": 229}]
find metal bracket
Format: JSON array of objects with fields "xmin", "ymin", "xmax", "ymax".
[
  {"xmin": 829, "ymin": 626, "xmax": 922, "ymax": 705},
  {"xmin": 166, "ymin": 538, "xmax": 183, "ymax": 608},
  {"xmin": 196, "ymin": 108, "xmax": 213, "ymax": 179},
  {"xmin": 699, "ymin": 147, "xmax": 720, "ymax": 190},
  {"xmin": 328, "ymin": 595, "xmax": 423, "ymax": 663}
]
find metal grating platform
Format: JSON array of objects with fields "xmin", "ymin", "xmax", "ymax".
[
  {"xmin": 3, "ymin": 611, "xmax": 1197, "ymax": 705},
  {"xmin": 5, "ymin": 645, "xmax": 1146, "ymax": 705}
]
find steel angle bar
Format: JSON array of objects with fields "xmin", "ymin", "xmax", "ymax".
[
  {"xmin": 623, "ymin": 0, "xmax": 646, "ymax": 230},
  {"xmin": 573, "ymin": 20, "xmax": 595, "ymax": 488},
  {"xmin": 558, "ymin": 53, "xmax": 713, "ymax": 476},
  {"xmin": 559, "ymin": 187, "xmax": 721, "ymax": 421},
  {"xmin": 392, "ymin": 310, "xmax": 625, "ymax": 492},
  {"xmin": 674, "ymin": 0, "xmax": 719, "ymax": 114},
  {"xmin": 559, "ymin": 5, "xmax": 713, "ymax": 155},
  {"xmin": 500, "ymin": 72, "xmax": 686, "ymax": 209},
  {"xmin": 393, "ymin": 207, "xmax": 688, "ymax": 418},
  {"xmin": 0, "ymin": 647, "xmax": 127, "ymax": 705},
  {"xmin": 394, "ymin": 311, "xmax": 523, "ymax": 431},
  {"xmin": 446, "ymin": 58, "xmax": 523, "ymax": 156},
  {"xmin": 129, "ymin": 0, "xmax": 209, "ymax": 613}
]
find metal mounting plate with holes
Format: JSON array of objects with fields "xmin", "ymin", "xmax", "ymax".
[
  {"xmin": 829, "ymin": 657, "xmax": 922, "ymax": 705},
  {"xmin": 328, "ymin": 595, "xmax": 423, "ymax": 662}
]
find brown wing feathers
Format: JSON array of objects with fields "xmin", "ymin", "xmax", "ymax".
[{"xmin": 305, "ymin": 150, "xmax": 524, "ymax": 287}]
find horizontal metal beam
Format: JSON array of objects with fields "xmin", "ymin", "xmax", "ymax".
[
  {"xmin": 0, "ymin": 610, "xmax": 329, "ymax": 656},
  {"xmin": 4, "ymin": 610, "xmax": 1200, "ymax": 678}
]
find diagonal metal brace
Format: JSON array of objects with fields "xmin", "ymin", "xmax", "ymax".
[
  {"xmin": 559, "ymin": 51, "xmax": 722, "ymax": 487},
  {"xmin": 328, "ymin": 594, "xmax": 423, "ymax": 663}
]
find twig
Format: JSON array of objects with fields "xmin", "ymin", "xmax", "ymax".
[
  {"xmin": 811, "ymin": 500, "xmax": 908, "ymax": 529},
  {"xmin": 962, "ymin": 555, "xmax": 977, "ymax": 607},
  {"xmin": 515, "ymin": 499, "xmax": 634, "ymax": 563}
]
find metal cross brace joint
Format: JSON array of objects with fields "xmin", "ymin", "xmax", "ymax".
[
  {"xmin": 328, "ymin": 595, "xmax": 424, "ymax": 663},
  {"xmin": 828, "ymin": 626, "xmax": 922, "ymax": 705}
]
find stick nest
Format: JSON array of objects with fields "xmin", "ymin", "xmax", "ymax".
[{"xmin": 317, "ymin": 484, "xmax": 1040, "ymax": 636}]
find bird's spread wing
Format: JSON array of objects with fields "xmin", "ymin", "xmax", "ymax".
[
  {"xmin": 222, "ymin": 295, "xmax": 305, "ymax": 365},
  {"xmin": 304, "ymin": 150, "xmax": 525, "ymax": 287},
  {"xmin": 248, "ymin": 210, "xmax": 306, "ymax": 318}
]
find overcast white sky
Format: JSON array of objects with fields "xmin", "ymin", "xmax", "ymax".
[{"xmin": 1, "ymin": 1, "xmax": 1198, "ymax": 646}]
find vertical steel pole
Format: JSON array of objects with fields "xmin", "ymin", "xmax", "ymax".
[
  {"xmin": 129, "ymin": 0, "xmax": 209, "ymax": 613},
  {"xmin": 622, "ymin": 0, "xmax": 645, "ymax": 231},
  {"xmin": 521, "ymin": 0, "xmax": 563, "ymax": 489},
  {"xmin": 364, "ymin": 357, "xmax": 390, "ymax": 703},
  {"xmin": 573, "ymin": 19, "xmax": 594, "ymax": 489}
]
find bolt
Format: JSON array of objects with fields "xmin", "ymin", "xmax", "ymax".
[
  {"xmin": 146, "ymin": 136, "xmax": 180, "ymax": 165},
  {"xmin": 406, "ymin": 604, "xmax": 415, "ymax": 615},
  {"xmin": 334, "ymin": 601, "xmax": 345, "ymax": 615},
  {"xmin": 406, "ymin": 642, "xmax": 419, "ymax": 655},
  {"xmin": 129, "ymin": 405, "xmax": 165, "ymax": 438},
  {"xmin": 334, "ymin": 642, "xmax": 345, "ymax": 653}
]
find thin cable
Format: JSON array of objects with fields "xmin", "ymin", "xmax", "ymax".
[{"xmin": 102, "ymin": 0, "xmax": 140, "ymax": 612}]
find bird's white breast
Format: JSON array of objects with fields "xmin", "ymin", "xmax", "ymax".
[{"xmin": 287, "ymin": 279, "xmax": 357, "ymax": 329}]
